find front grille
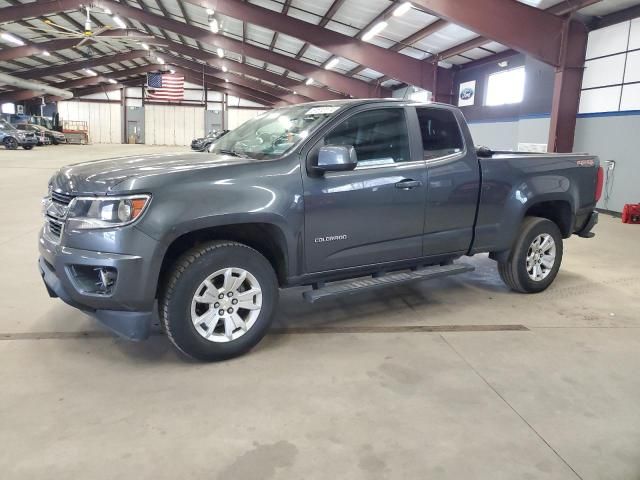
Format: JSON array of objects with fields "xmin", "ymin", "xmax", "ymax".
[
  {"xmin": 46, "ymin": 215, "xmax": 63, "ymax": 237},
  {"xmin": 51, "ymin": 190, "xmax": 74, "ymax": 206},
  {"xmin": 46, "ymin": 190, "xmax": 74, "ymax": 239}
]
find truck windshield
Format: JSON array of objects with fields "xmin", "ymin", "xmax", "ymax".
[
  {"xmin": 210, "ymin": 104, "xmax": 342, "ymax": 160},
  {"xmin": 0, "ymin": 120, "xmax": 16, "ymax": 132}
]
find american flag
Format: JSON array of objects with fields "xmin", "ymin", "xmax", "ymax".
[{"xmin": 146, "ymin": 73, "xmax": 185, "ymax": 101}]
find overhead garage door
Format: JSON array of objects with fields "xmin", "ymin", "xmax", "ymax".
[
  {"xmin": 145, "ymin": 104, "xmax": 204, "ymax": 146},
  {"xmin": 57, "ymin": 101, "xmax": 121, "ymax": 144}
]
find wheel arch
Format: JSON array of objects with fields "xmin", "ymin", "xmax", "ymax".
[
  {"xmin": 523, "ymin": 198, "xmax": 574, "ymax": 238},
  {"xmin": 156, "ymin": 222, "xmax": 289, "ymax": 296}
]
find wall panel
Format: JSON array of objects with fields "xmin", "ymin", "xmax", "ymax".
[
  {"xmin": 57, "ymin": 101, "xmax": 121, "ymax": 144},
  {"xmin": 144, "ymin": 104, "xmax": 204, "ymax": 145}
]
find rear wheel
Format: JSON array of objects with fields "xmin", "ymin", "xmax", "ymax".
[
  {"xmin": 498, "ymin": 217, "xmax": 563, "ymax": 293},
  {"xmin": 160, "ymin": 241, "xmax": 278, "ymax": 361}
]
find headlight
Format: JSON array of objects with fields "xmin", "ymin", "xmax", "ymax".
[{"xmin": 66, "ymin": 195, "xmax": 151, "ymax": 230}]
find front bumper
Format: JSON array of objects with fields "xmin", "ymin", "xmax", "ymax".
[
  {"xmin": 38, "ymin": 228, "xmax": 160, "ymax": 340},
  {"xmin": 20, "ymin": 137, "xmax": 38, "ymax": 146}
]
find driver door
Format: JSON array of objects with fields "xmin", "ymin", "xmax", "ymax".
[{"xmin": 302, "ymin": 106, "xmax": 427, "ymax": 273}]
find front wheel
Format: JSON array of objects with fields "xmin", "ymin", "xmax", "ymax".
[
  {"xmin": 497, "ymin": 217, "xmax": 563, "ymax": 293},
  {"xmin": 23, "ymin": 145, "xmax": 33, "ymax": 150},
  {"xmin": 3, "ymin": 137, "xmax": 18, "ymax": 150},
  {"xmin": 160, "ymin": 241, "xmax": 279, "ymax": 361}
]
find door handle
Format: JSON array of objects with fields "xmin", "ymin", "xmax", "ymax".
[{"xmin": 394, "ymin": 179, "xmax": 422, "ymax": 190}]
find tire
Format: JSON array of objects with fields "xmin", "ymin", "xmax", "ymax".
[
  {"xmin": 52, "ymin": 138, "xmax": 59, "ymax": 145},
  {"xmin": 160, "ymin": 241, "xmax": 279, "ymax": 361},
  {"xmin": 3, "ymin": 137, "xmax": 18, "ymax": 150},
  {"xmin": 497, "ymin": 217, "xmax": 563, "ymax": 293},
  {"xmin": 23, "ymin": 145, "xmax": 33, "ymax": 150}
]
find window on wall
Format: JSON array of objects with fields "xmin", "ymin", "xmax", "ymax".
[
  {"xmin": 579, "ymin": 19, "xmax": 640, "ymax": 114},
  {"xmin": 485, "ymin": 67, "xmax": 526, "ymax": 106}
]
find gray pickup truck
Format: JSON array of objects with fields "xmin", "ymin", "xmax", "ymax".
[{"xmin": 39, "ymin": 99, "xmax": 602, "ymax": 361}]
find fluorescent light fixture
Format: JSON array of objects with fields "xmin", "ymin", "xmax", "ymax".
[
  {"xmin": 325, "ymin": 57, "xmax": 339, "ymax": 70},
  {"xmin": 112, "ymin": 16, "xmax": 126, "ymax": 29},
  {"xmin": 104, "ymin": 8, "xmax": 112, "ymax": 15},
  {"xmin": 108, "ymin": 78, "xmax": 117, "ymax": 84},
  {"xmin": 222, "ymin": 65, "xmax": 228, "ymax": 72},
  {"xmin": 305, "ymin": 78, "xmax": 313, "ymax": 85},
  {"xmin": 216, "ymin": 47, "xmax": 224, "ymax": 58},
  {"xmin": 169, "ymin": 69, "xmax": 175, "ymax": 74},
  {"xmin": 210, "ymin": 18, "xmax": 219, "ymax": 33},
  {"xmin": 42, "ymin": 50, "xmax": 51, "ymax": 57},
  {"xmin": 362, "ymin": 21, "xmax": 387, "ymax": 42},
  {"xmin": 393, "ymin": 2, "xmax": 412, "ymax": 16},
  {"xmin": 498, "ymin": 60, "xmax": 509, "ymax": 68},
  {"xmin": 1, "ymin": 32, "xmax": 25, "ymax": 46},
  {"xmin": 84, "ymin": 68, "xmax": 97, "ymax": 76},
  {"xmin": 206, "ymin": 8, "xmax": 215, "ymax": 15},
  {"xmin": 225, "ymin": 78, "xmax": 229, "ymax": 83},
  {"xmin": 156, "ymin": 56, "xmax": 164, "ymax": 64},
  {"xmin": 140, "ymin": 42, "xmax": 149, "ymax": 50},
  {"xmin": 293, "ymin": 90, "xmax": 298, "ymax": 95}
]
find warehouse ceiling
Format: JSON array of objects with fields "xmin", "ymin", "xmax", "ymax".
[{"xmin": 0, "ymin": 0, "xmax": 638, "ymax": 105}]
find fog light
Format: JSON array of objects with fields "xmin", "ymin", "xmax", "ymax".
[
  {"xmin": 69, "ymin": 265, "xmax": 117, "ymax": 295},
  {"xmin": 96, "ymin": 267, "xmax": 117, "ymax": 292}
]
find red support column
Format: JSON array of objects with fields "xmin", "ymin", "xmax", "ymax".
[{"xmin": 547, "ymin": 20, "xmax": 588, "ymax": 153}]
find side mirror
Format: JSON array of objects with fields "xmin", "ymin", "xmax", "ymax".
[{"xmin": 316, "ymin": 145, "xmax": 358, "ymax": 172}]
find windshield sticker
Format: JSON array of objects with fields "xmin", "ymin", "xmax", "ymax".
[{"xmin": 306, "ymin": 106, "xmax": 340, "ymax": 115}]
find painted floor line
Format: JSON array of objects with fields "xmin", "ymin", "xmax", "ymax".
[{"xmin": 0, "ymin": 324, "xmax": 528, "ymax": 341}]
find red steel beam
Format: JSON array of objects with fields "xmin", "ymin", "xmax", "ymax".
[
  {"xmin": 97, "ymin": 0, "xmax": 386, "ymax": 98},
  {"xmin": 180, "ymin": 0, "xmax": 436, "ymax": 89},
  {"xmin": 389, "ymin": 19, "xmax": 448, "ymax": 52},
  {"xmin": 0, "ymin": 0, "xmax": 79, "ymax": 22},
  {"xmin": 547, "ymin": 20, "xmax": 588, "ymax": 153},
  {"xmin": 411, "ymin": 0, "xmax": 565, "ymax": 66},
  {"xmin": 164, "ymin": 54, "xmax": 302, "ymax": 104},
  {"xmin": 438, "ymin": 36, "xmax": 494, "ymax": 60},
  {"xmin": 10, "ymin": 37, "xmax": 337, "ymax": 102},
  {"xmin": 13, "ymin": 51, "xmax": 148, "ymax": 79},
  {"xmin": 0, "ymin": 1, "xmax": 386, "ymax": 97},
  {"xmin": 153, "ymin": 37, "xmax": 345, "ymax": 101}
]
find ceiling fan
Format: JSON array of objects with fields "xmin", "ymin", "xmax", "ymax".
[{"xmin": 23, "ymin": 5, "xmax": 165, "ymax": 49}]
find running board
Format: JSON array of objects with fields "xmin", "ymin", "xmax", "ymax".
[{"xmin": 302, "ymin": 263, "xmax": 474, "ymax": 304}]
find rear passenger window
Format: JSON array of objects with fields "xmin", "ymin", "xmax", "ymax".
[
  {"xmin": 416, "ymin": 108, "xmax": 463, "ymax": 160},
  {"xmin": 324, "ymin": 108, "xmax": 410, "ymax": 165}
]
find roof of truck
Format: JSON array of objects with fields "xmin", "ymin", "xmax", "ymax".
[{"xmin": 283, "ymin": 98, "xmax": 454, "ymax": 109}]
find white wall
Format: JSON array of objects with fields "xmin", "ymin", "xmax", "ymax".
[
  {"xmin": 468, "ymin": 117, "xmax": 550, "ymax": 151},
  {"xmin": 144, "ymin": 105, "xmax": 204, "ymax": 146},
  {"xmin": 57, "ymin": 101, "xmax": 121, "ymax": 144},
  {"xmin": 227, "ymin": 108, "xmax": 266, "ymax": 130},
  {"xmin": 574, "ymin": 113, "xmax": 640, "ymax": 213}
]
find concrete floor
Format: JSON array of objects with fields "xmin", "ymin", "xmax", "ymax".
[{"xmin": 1, "ymin": 144, "xmax": 639, "ymax": 479}]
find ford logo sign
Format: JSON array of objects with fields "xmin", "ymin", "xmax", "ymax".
[{"xmin": 460, "ymin": 87, "xmax": 474, "ymax": 100}]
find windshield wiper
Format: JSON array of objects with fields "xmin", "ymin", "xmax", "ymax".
[{"xmin": 218, "ymin": 149, "xmax": 248, "ymax": 158}]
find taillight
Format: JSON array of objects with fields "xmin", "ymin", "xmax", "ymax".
[{"xmin": 595, "ymin": 166, "xmax": 604, "ymax": 203}]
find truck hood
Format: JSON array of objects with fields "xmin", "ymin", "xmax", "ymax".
[{"xmin": 49, "ymin": 152, "xmax": 253, "ymax": 194}]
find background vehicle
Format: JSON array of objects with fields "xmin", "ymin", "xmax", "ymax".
[
  {"xmin": 39, "ymin": 100, "xmax": 601, "ymax": 361},
  {"xmin": 191, "ymin": 129, "xmax": 229, "ymax": 152},
  {"xmin": 16, "ymin": 123, "xmax": 66, "ymax": 145},
  {"xmin": 16, "ymin": 124, "xmax": 49, "ymax": 146},
  {"xmin": 0, "ymin": 120, "xmax": 37, "ymax": 149}
]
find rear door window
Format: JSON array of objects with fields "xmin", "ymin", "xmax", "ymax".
[{"xmin": 416, "ymin": 108, "xmax": 463, "ymax": 160}]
